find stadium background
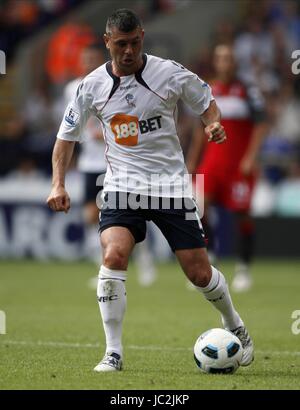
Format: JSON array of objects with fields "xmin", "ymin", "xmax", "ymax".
[{"xmin": 0, "ymin": 0, "xmax": 300, "ymax": 391}]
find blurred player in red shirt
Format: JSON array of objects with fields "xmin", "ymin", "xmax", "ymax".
[{"xmin": 187, "ymin": 44, "xmax": 269, "ymax": 292}]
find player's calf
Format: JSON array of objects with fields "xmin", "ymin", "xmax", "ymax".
[{"xmin": 176, "ymin": 248, "xmax": 212, "ymax": 287}]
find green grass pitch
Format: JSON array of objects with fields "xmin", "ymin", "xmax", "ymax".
[{"xmin": 0, "ymin": 259, "xmax": 300, "ymax": 390}]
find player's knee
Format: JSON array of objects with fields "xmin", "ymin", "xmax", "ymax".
[
  {"xmin": 103, "ymin": 245, "xmax": 129, "ymax": 270},
  {"xmin": 189, "ymin": 264, "xmax": 212, "ymax": 288}
]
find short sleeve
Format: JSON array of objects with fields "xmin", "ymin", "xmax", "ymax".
[
  {"xmin": 57, "ymin": 81, "xmax": 94, "ymax": 143},
  {"xmin": 169, "ymin": 61, "xmax": 214, "ymax": 115}
]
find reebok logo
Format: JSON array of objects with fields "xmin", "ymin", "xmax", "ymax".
[
  {"xmin": 120, "ymin": 84, "xmax": 137, "ymax": 91},
  {"xmin": 98, "ymin": 295, "xmax": 118, "ymax": 302}
]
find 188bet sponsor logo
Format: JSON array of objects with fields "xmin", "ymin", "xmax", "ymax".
[{"xmin": 111, "ymin": 113, "xmax": 162, "ymax": 146}]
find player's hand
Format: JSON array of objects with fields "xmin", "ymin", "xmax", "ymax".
[
  {"xmin": 204, "ymin": 122, "xmax": 226, "ymax": 144},
  {"xmin": 47, "ymin": 186, "xmax": 71, "ymax": 213}
]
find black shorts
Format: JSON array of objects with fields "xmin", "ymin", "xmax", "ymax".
[
  {"xmin": 99, "ymin": 192, "xmax": 206, "ymax": 252},
  {"xmin": 83, "ymin": 171, "xmax": 106, "ymax": 204}
]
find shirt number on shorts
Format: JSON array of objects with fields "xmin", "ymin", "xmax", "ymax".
[{"xmin": 111, "ymin": 114, "xmax": 139, "ymax": 146}]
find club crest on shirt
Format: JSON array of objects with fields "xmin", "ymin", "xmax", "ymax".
[
  {"xmin": 125, "ymin": 93, "xmax": 136, "ymax": 108},
  {"xmin": 65, "ymin": 107, "xmax": 79, "ymax": 127}
]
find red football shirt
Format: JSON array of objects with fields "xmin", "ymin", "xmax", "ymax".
[{"xmin": 197, "ymin": 79, "xmax": 264, "ymax": 174}]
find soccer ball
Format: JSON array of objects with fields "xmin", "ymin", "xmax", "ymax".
[{"xmin": 194, "ymin": 328, "xmax": 243, "ymax": 374}]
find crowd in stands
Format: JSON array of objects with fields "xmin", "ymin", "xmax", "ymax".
[
  {"xmin": 0, "ymin": 0, "xmax": 300, "ymax": 216},
  {"xmin": 0, "ymin": 0, "xmax": 85, "ymax": 60},
  {"xmin": 187, "ymin": 0, "xmax": 300, "ymax": 216}
]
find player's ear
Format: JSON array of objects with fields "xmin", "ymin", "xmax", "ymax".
[{"xmin": 103, "ymin": 33, "xmax": 110, "ymax": 50}]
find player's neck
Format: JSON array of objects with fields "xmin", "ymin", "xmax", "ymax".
[{"xmin": 112, "ymin": 57, "xmax": 144, "ymax": 77}]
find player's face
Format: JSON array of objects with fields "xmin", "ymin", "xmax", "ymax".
[
  {"xmin": 104, "ymin": 27, "xmax": 144, "ymax": 76},
  {"xmin": 213, "ymin": 46, "xmax": 236, "ymax": 78}
]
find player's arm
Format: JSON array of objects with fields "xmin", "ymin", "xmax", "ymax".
[
  {"xmin": 176, "ymin": 66, "xmax": 226, "ymax": 164},
  {"xmin": 186, "ymin": 100, "xmax": 226, "ymax": 173},
  {"xmin": 47, "ymin": 80, "xmax": 93, "ymax": 212},
  {"xmin": 186, "ymin": 120, "xmax": 206, "ymax": 174},
  {"xmin": 200, "ymin": 100, "xmax": 226, "ymax": 144},
  {"xmin": 47, "ymin": 139, "xmax": 75, "ymax": 213}
]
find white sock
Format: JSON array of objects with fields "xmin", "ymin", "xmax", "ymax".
[
  {"xmin": 97, "ymin": 265, "xmax": 127, "ymax": 356},
  {"xmin": 197, "ymin": 266, "xmax": 243, "ymax": 330}
]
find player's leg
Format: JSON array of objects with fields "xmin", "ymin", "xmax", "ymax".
[
  {"xmin": 194, "ymin": 166, "xmax": 220, "ymax": 265},
  {"xmin": 176, "ymin": 247, "xmax": 253, "ymax": 366},
  {"xmin": 199, "ymin": 195, "xmax": 217, "ymax": 264},
  {"xmin": 94, "ymin": 226, "xmax": 135, "ymax": 372},
  {"xmin": 177, "ymin": 248, "xmax": 242, "ymax": 328},
  {"xmin": 151, "ymin": 199, "xmax": 253, "ymax": 366},
  {"xmin": 94, "ymin": 192, "xmax": 147, "ymax": 372},
  {"xmin": 186, "ymin": 173, "xmax": 218, "ymax": 291},
  {"xmin": 186, "ymin": 197, "xmax": 213, "ymax": 291},
  {"xmin": 231, "ymin": 211, "xmax": 255, "ymax": 292},
  {"xmin": 228, "ymin": 176, "xmax": 256, "ymax": 292}
]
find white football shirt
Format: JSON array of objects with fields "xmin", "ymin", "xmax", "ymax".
[
  {"xmin": 57, "ymin": 54, "xmax": 213, "ymax": 197},
  {"xmin": 64, "ymin": 78, "xmax": 106, "ymax": 173}
]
